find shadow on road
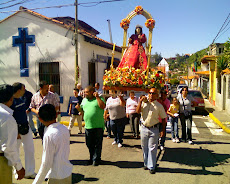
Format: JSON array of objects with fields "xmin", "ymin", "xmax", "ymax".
[
  {"xmin": 72, "ymin": 173, "xmax": 99, "ymax": 184},
  {"xmin": 70, "ymin": 140, "xmax": 85, "ymax": 144},
  {"xmin": 206, "ymin": 107, "xmax": 215, "ymax": 113},
  {"xmin": 156, "ymin": 167, "xmax": 223, "ymax": 175},
  {"xmin": 70, "ymin": 160, "xmax": 143, "ymax": 169},
  {"xmin": 194, "ymin": 140, "xmax": 230, "ymax": 145},
  {"xmin": 157, "ymin": 147, "xmax": 230, "ymax": 175}
]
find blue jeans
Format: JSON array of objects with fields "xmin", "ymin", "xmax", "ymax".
[
  {"xmin": 37, "ymin": 118, "xmax": 45, "ymax": 140},
  {"xmin": 141, "ymin": 124, "xmax": 159, "ymax": 170},
  {"xmin": 169, "ymin": 116, "xmax": 179, "ymax": 139},
  {"xmin": 27, "ymin": 111, "xmax": 36, "ymax": 133},
  {"xmin": 110, "ymin": 117, "xmax": 126, "ymax": 144},
  {"xmin": 85, "ymin": 128, "xmax": 104, "ymax": 162}
]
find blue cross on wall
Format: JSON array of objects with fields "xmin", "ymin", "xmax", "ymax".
[{"xmin": 12, "ymin": 28, "xmax": 35, "ymax": 77}]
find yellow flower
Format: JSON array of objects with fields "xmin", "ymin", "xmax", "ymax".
[
  {"xmin": 145, "ymin": 76, "xmax": 148, "ymax": 79},
  {"xmin": 151, "ymin": 74, "xmax": 155, "ymax": 78},
  {"xmin": 117, "ymin": 78, "xmax": 121, "ymax": 81},
  {"xmin": 145, "ymin": 81, "xmax": 148, "ymax": 85}
]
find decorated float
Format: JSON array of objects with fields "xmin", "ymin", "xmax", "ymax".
[{"xmin": 103, "ymin": 6, "xmax": 164, "ymax": 92}]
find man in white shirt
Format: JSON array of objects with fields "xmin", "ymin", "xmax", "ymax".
[
  {"xmin": 94, "ymin": 82, "xmax": 103, "ymax": 96},
  {"xmin": 136, "ymin": 88, "xmax": 167, "ymax": 174},
  {"xmin": 33, "ymin": 104, "xmax": 72, "ymax": 184},
  {"xmin": 0, "ymin": 84, "xmax": 25, "ymax": 183}
]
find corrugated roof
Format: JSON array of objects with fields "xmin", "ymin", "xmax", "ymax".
[
  {"xmin": 222, "ymin": 68, "xmax": 230, "ymax": 74},
  {"xmin": 201, "ymin": 55, "xmax": 216, "ymax": 63},
  {"xmin": 195, "ymin": 71, "xmax": 209, "ymax": 75},
  {"xmin": 181, "ymin": 75, "xmax": 199, "ymax": 80}
]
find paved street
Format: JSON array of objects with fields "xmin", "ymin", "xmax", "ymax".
[{"xmin": 13, "ymin": 113, "xmax": 230, "ymax": 184}]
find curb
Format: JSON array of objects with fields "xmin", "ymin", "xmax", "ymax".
[
  {"xmin": 60, "ymin": 121, "xmax": 85, "ymax": 127},
  {"xmin": 205, "ymin": 108, "xmax": 230, "ymax": 134},
  {"xmin": 34, "ymin": 121, "xmax": 85, "ymax": 127}
]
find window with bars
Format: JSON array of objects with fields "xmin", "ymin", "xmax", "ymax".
[{"xmin": 39, "ymin": 62, "xmax": 60, "ymax": 95}]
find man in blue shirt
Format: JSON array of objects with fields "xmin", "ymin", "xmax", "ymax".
[
  {"xmin": 11, "ymin": 82, "xmax": 36, "ymax": 179},
  {"xmin": 68, "ymin": 88, "xmax": 83, "ymax": 134}
]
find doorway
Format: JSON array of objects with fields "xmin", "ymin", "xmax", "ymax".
[{"xmin": 88, "ymin": 62, "xmax": 96, "ymax": 86}]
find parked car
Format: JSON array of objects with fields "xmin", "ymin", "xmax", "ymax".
[
  {"xmin": 177, "ymin": 84, "xmax": 188, "ymax": 94},
  {"xmin": 188, "ymin": 90, "xmax": 205, "ymax": 113}
]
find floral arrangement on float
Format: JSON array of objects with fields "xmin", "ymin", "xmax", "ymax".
[
  {"xmin": 103, "ymin": 66, "xmax": 164, "ymax": 90},
  {"xmin": 145, "ymin": 18, "xmax": 155, "ymax": 29},
  {"xmin": 120, "ymin": 19, "xmax": 130, "ymax": 30},
  {"xmin": 135, "ymin": 6, "xmax": 144, "ymax": 15}
]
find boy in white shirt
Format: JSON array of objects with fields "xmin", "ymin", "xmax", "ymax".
[{"xmin": 33, "ymin": 104, "xmax": 72, "ymax": 184}]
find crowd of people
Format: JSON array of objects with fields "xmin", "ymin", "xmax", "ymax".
[{"xmin": 0, "ymin": 81, "xmax": 196, "ymax": 183}]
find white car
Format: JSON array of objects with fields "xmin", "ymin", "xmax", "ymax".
[{"xmin": 177, "ymin": 84, "xmax": 188, "ymax": 94}]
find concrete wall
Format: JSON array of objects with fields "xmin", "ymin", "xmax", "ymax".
[{"xmin": 216, "ymin": 74, "xmax": 230, "ymax": 114}]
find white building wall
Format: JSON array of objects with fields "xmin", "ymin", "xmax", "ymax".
[
  {"xmin": 225, "ymin": 75, "xmax": 230, "ymax": 115},
  {"xmin": 0, "ymin": 11, "xmax": 121, "ymax": 113}
]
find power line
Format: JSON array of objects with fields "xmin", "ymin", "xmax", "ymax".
[
  {"xmin": 0, "ymin": 0, "xmax": 125, "ymax": 13},
  {"xmin": 212, "ymin": 12, "xmax": 230, "ymax": 44},
  {"xmin": 0, "ymin": 0, "xmax": 18, "ymax": 6},
  {"xmin": 0, "ymin": 0, "xmax": 32, "ymax": 9},
  {"xmin": 216, "ymin": 25, "xmax": 230, "ymax": 41}
]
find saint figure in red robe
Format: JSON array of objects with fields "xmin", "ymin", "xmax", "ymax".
[{"xmin": 118, "ymin": 26, "xmax": 148, "ymax": 71}]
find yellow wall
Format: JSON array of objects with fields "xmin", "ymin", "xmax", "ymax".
[
  {"xmin": 213, "ymin": 71, "xmax": 217, "ymax": 102},
  {"xmin": 209, "ymin": 61, "xmax": 217, "ymax": 105}
]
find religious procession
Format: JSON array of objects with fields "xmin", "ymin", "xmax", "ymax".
[{"xmin": 1, "ymin": 1, "xmax": 230, "ymax": 184}]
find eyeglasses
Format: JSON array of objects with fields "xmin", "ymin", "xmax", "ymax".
[{"xmin": 149, "ymin": 92, "xmax": 157, "ymax": 95}]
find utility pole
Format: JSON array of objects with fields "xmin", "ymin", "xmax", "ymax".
[
  {"xmin": 75, "ymin": 0, "xmax": 79, "ymax": 85},
  {"xmin": 107, "ymin": 19, "xmax": 113, "ymax": 43}
]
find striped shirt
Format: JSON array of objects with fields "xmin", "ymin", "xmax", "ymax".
[
  {"xmin": 33, "ymin": 122, "xmax": 72, "ymax": 184},
  {"xmin": 29, "ymin": 91, "xmax": 59, "ymax": 111}
]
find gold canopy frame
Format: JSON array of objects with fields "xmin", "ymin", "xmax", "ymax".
[{"xmin": 120, "ymin": 6, "xmax": 155, "ymax": 76}]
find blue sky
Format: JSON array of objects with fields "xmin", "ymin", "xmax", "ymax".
[{"xmin": 0, "ymin": 0, "xmax": 230, "ymax": 58}]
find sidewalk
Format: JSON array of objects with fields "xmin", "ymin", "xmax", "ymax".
[{"xmin": 204, "ymin": 99, "xmax": 230, "ymax": 134}]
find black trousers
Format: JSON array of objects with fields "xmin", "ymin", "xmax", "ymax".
[
  {"xmin": 129, "ymin": 113, "xmax": 140, "ymax": 136},
  {"xmin": 85, "ymin": 128, "xmax": 104, "ymax": 162},
  {"xmin": 179, "ymin": 113, "xmax": 193, "ymax": 141}
]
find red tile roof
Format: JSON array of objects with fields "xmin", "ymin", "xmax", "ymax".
[{"xmin": 0, "ymin": 6, "xmax": 121, "ymax": 50}]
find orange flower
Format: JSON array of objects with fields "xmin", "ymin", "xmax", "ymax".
[
  {"xmin": 145, "ymin": 18, "xmax": 155, "ymax": 29},
  {"xmin": 135, "ymin": 6, "xmax": 143, "ymax": 15},
  {"xmin": 120, "ymin": 19, "xmax": 130, "ymax": 30}
]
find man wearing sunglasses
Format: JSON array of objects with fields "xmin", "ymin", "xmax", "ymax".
[{"xmin": 136, "ymin": 88, "xmax": 167, "ymax": 174}]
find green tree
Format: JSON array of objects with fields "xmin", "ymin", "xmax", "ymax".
[
  {"xmin": 150, "ymin": 52, "xmax": 163, "ymax": 67},
  {"xmin": 223, "ymin": 38, "xmax": 230, "ymax": 68}
]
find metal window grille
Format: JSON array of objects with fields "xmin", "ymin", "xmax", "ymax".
[{"xmin": 39, "ymin": 62, "xmax": 60, "ymax": 95}]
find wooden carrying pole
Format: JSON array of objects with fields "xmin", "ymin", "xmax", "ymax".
[{"xmin": 111, "ymin": 43, "xmax": 116, "ymax": 67}]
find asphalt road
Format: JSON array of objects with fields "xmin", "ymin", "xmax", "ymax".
[{"xmin": 13, "ymin": 113, "xmax": 230, "ymax": 184}]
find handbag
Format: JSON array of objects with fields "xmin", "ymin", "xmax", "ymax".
[
  {"xmin": 18, "ymin": 123, "xmax": 29, "ymax": 135},
  {"xmin": 182, "ymin": 97, "xmax": 192, "ymax": 119}
]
